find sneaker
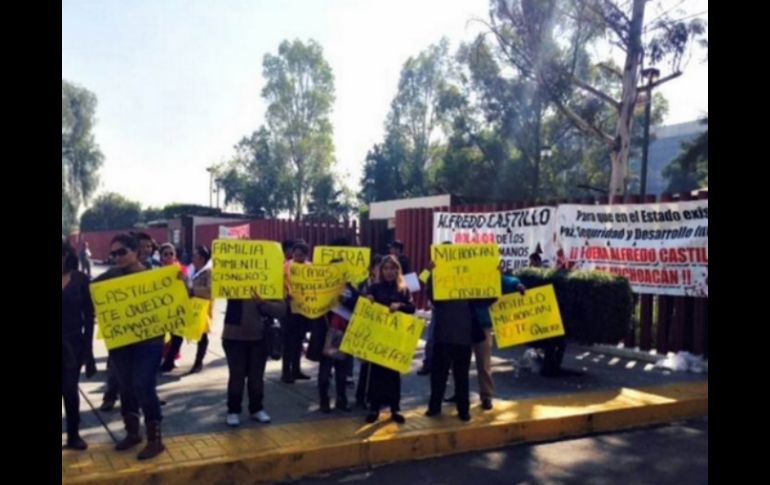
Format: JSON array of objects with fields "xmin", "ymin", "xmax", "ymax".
[
  {"xmin": 458, "ymin": 412, "xmax": 471, "ymax": 422},
  {"xmin": 226, "ymin": 413, "xmax": 240, "ymax": 427},
  {"xmin": 188, "ymin": 363, "xmax": 203, "ymax": 374},
  {"xmin": 251, "ymin": 410, "xmax": 271, "ymax": 423},
  {"xmin": 391, "ymin": 413, "xmax": 406, "ymax": 424},
  {"xmin": 293, "ymin": 372, "xmax": 311, "ymax": 380},
  {"xmin": 481, "ymin": 398, "xmax": 493, "ymax": 411}
]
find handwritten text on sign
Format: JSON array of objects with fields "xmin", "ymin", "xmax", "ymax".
[
  {"xmin": 211, "ymin": 240, "xmax": 284, "ymax": 300},
  {"xmin": 90, "ymin": 266, "xmax": 191, "ymax": 350},
  {"xmin": 339, "ymin": 298, "xmax": 425, "ymax": 374},
  {"xmin": 184, "ymin": 298, "xmax": 211, "ymax": 342},
  {"xmin": 489, "ymin": 284, "xmax": 564, "ymax": 348},
  {"xmin": 431, "ymin": 244, "xmax": 502, "ymax": 300},
  {"xmin": 289, "ymin": 263, "xmax": 346, "ymax": 319},
  {"xmin": 313, "ymin": 246, "xmax": 371, "ymax": 285}
]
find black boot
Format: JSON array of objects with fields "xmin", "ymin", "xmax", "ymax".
[
  {"xmin": 64, "ymin": 431, "xmax": 87, "ymax": 450},
  {"xmin": 115, "ymin": 413, "xmax": 142, "ymax": 451},
  {"xmin": 137, "ymin": 421, "xmax": 165, "ymax": 460}
]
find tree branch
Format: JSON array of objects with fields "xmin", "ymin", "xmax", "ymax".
[
  {"xmin": 571, "ymin": 76, "xmax": 621, "ymax": 109},
  {"xmin": 550, "ymin": 95, "xmax": 615, "ymax": 147}
]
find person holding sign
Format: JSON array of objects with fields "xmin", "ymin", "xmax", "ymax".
[
  {"xmin": 424, "ymin": 259, "xmax": 477, "ymax": 422},
  {"xmin": 282, "ymin": 241, "xmax": 313, "ymax": 383},
  {"xmin": 159, "ymin": 243, "xmax": 189, "ymax": 372},
  {"xmin": 354, "ymin": 254, "xmax": 382, "ymax": 409},
  {"xmin": 62, "ymin": 240, "xmax": 95, "ymax": 450},
  {"xmin": 159, "ymin": 245, "xmax": 213, "ymax": 374},
  {"xmin": 468, "ymin": 270, "xmax": 526, "ymax": 410},
  {"xmin": 186, "ymin": 245, "xmax": 213, "ymax": 373},
  {"xmin": 364, "ymin": 255, "xmax": 415, "ymax": 424},
  {"xmin": 316, "ymin": 238, "xmax": 356, "ymax": 413},
  {"xmin": 222, "ymin": 292, "xmax": 287, "ymax": 427},
  {"xmin": 93, "ymin": 234, "xmax": 167, "ymax": 460}
]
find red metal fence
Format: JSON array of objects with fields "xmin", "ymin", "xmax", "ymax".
[
  {"xmin": 69, "ymin": 227, "xmax": 168, "ymax": 262},
  {"xmin": 394, "ymin": 191, "xmax": 708, "ymax": 357},
  {"xmin": 195, "ymin": 219, "xmax": 358, "ymax": 252},
  {"xmin": 72, "ymin": 192, "xmax": 707, "ymax": 357}
]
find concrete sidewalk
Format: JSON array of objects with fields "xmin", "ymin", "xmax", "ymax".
[{"xmin": 63, "ymin": 265, "xmax": 708, "ymax": 483}]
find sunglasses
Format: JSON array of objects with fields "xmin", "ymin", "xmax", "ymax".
[{"xmin": 110, "ymin": 248, "xmax": 129, "ymax": 258}]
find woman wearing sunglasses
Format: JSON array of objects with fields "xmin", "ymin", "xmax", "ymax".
[{"xmin": 93, "ymin": 233, "xmax": 167, "ymax": 460}]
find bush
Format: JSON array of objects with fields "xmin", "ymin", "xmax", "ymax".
[{"xmin": 513, "ymin": 268, "xmax": 634, "ymax": 346}]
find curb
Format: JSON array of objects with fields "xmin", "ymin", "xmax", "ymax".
[{"xmin": 63, "ymin": 382, "xmax": 707, "ymax": 484}]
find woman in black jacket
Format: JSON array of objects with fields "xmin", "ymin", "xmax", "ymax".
[
  {"xmin": 62, "ymin": 240, "xmax": 95, "ymax": 450},
  {"xmin": 93, "ymin": 233, "xmax": 169, "ymax": 460},
  {"xmin": 365, "ymin": 255, "xmax": 415, "ymax": 424}
]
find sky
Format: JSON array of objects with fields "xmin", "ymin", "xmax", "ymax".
[{"xmin": 62, "ymin": 0, "xmax": 708, "ymax": 210}]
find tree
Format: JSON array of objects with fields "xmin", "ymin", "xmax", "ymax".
[
  {"xmin": 383, "ymin": 39, "xmax": 454, "ymax": 197},
  {"xmin": 485, "ymin": 0, "xmax": 705, "ymax": 197},
  {"xmin": 162, "ymin": 203, "xmax": 221, "ymax": 219},
  {"xmin": 663, "ymin": 117, "xmax": 708, "ymax": 193},
  {"xmin": 80, "ymin": 193, "xmax": 142, "ymax": 231},
  {"xmin": 62, "ymin": 80, "xmax": 104, "ymax": 234},
  {"xmin": 445, "ymin": 37, "xmax": 554, "ymax": 201},
  {"xmin": 306, "ymin": 173, "xmax": 355, "ymax": 223},
  {"xmin": 360, "ymin": 133, "xmax": 410, "ymax": 204},
  {"xmin": 218, "ymin": 127, "xmax": 293, "ymax": 217},
  {"xmin": 262, "ymin": 39, "xmax": 336, "ymax": 218},
  {"xmin": 141, "ymin": 207, "xmax": 166, "ymax": 223}
]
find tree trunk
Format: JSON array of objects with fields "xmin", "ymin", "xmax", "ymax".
[
  {"xmin": 608, "ymin": 0, "xmax": 646, "ymax": 198},
  {"xmin": 295, "ymin": 161, "xmax": 304, "ymax": 220}
]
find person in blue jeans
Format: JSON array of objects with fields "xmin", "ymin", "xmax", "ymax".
[{"xmin": 93, "ymin": 233, "xmax": 170, "ymax": 460}]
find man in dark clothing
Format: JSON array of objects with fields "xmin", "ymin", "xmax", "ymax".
[
  {"xmin": 388, "ymin": 240, "xmax": 411, "ymax": 275},
  {"xmin": 424, "ymin": 260, "xmax": 479, "ymax": 422}
]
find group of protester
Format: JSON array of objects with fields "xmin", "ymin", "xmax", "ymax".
[{"xmin": 62, "ymin": 233, "xmax": 529, "ymax": 461}]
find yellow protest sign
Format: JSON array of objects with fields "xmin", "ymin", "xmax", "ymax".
[
  {"xmin": 90, "ymin": 266, "xmax": 191, "ymax": 350},
  {"xmin": 339, "ymin": 298, "xmax": 425, "ymax": 374},
  {"xmin": 489, "ymin": 284, "xmax": 565, "ymax": 348},
  {"xmin": 313, "ymin": 246, "xmax": 371, "ymax": 285},
  {"xmin": 418, "ymin": 269, "xmax": 431, "ymax": 283},
  {"xmin": 288, "ymin": 263, "xmax": 346, "ymax": 319},
  {"xmin": 184, "ymin": 298, "xmax": 211, "ymax": 342},
  {"xmin": 211, "ymin": 240, "xmax": 284, "ymax": 300},
  {"xmin": 431, "ymin": 244, "xmax": 501, "ymax": 300}
]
